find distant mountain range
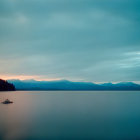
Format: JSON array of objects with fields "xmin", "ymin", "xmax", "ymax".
[
  {"xmin": 0, "ymin": 79, "xmax": 15, "ymax": 91},
  {"xmin": 8, "ymin": 79, "xmax": 140, "ymax": 91}
]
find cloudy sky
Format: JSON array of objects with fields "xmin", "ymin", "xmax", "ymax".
[{"xmin": 0, "ymin": 0, "xmax": 140, "ymax": 82}]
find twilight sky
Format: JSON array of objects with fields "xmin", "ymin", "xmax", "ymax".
[{"xmin": 0, "ymin": 0, "xmax": 140, "ymax": 82}]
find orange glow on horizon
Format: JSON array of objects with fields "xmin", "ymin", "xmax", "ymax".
[
  {"xmin": 0, "ymin": 75, "xmax": 61, "ymax": 81},
  {"xmin": 1, "ymin": 75, "xmax": 140, "ymax": 84}
]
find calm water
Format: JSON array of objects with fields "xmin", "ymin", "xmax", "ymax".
[{"xmin": 0, "ymin": 91, "xmax": 140, "ymax": 140}]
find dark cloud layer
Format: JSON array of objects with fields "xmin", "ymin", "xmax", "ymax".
[{"xmin": 0, "ymin": 0, "xmax": 140, "ymax": 82}]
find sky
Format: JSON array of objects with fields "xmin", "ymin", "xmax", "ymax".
[{"xmin": 0, "ymin": 0, "xmax": 140, "ymax": 83}]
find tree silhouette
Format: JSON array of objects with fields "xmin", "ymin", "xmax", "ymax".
[{"xmin": 0, "ymin": 79, "xmax": 15, "ymax": 91}]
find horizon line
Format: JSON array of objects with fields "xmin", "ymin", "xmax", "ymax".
[{"xmin": 5, "ymin": 78, "xmax": 140, "ymax": 85}]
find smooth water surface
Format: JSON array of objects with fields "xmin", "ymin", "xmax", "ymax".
[{"xmin": 0, "ymin": 91, "xmax": 140, "ymax": 140}]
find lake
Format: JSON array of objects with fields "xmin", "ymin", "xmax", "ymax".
[{"xmin": 0, "ymin": 91, "xmax": 140, "ymax": 140}]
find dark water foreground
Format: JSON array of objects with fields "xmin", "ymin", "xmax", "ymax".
[{"xmin": 0, "ymin": 91, "xmax": 140, "ymax": 140}]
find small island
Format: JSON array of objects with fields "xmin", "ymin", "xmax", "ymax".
[
  {"xmin": 0, "ymin": 79, "xmax": 15, "ymax": 91},
  {"xmin": 2, "ymin": 99, "xmax": 13, "ymax": 104}
]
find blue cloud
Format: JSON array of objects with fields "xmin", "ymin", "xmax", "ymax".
[{"xmin": 0, "ymin": 0, "xmax": 140, "ymax": 82}]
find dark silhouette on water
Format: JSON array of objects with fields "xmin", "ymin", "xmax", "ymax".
[
  {"xmin": 0, "ymin": 79, "xmax": 15, "ymax": 91},
  {"xmin": 2, "ymin": 99, "xmax": 13, "ymax": 104}
]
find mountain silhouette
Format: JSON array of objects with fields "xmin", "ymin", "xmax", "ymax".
[
  {"xmin": 0, "ymin": 79, "xmax": 15, "ymax": 91},
  {"xmin": 8, "ymin": 79, "xmax": 140, "ymax": 91}
]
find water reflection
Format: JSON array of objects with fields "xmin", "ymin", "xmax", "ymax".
[{"xmin": 0, "ymin": 91, "xmax": 140, "ymax": 140}]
